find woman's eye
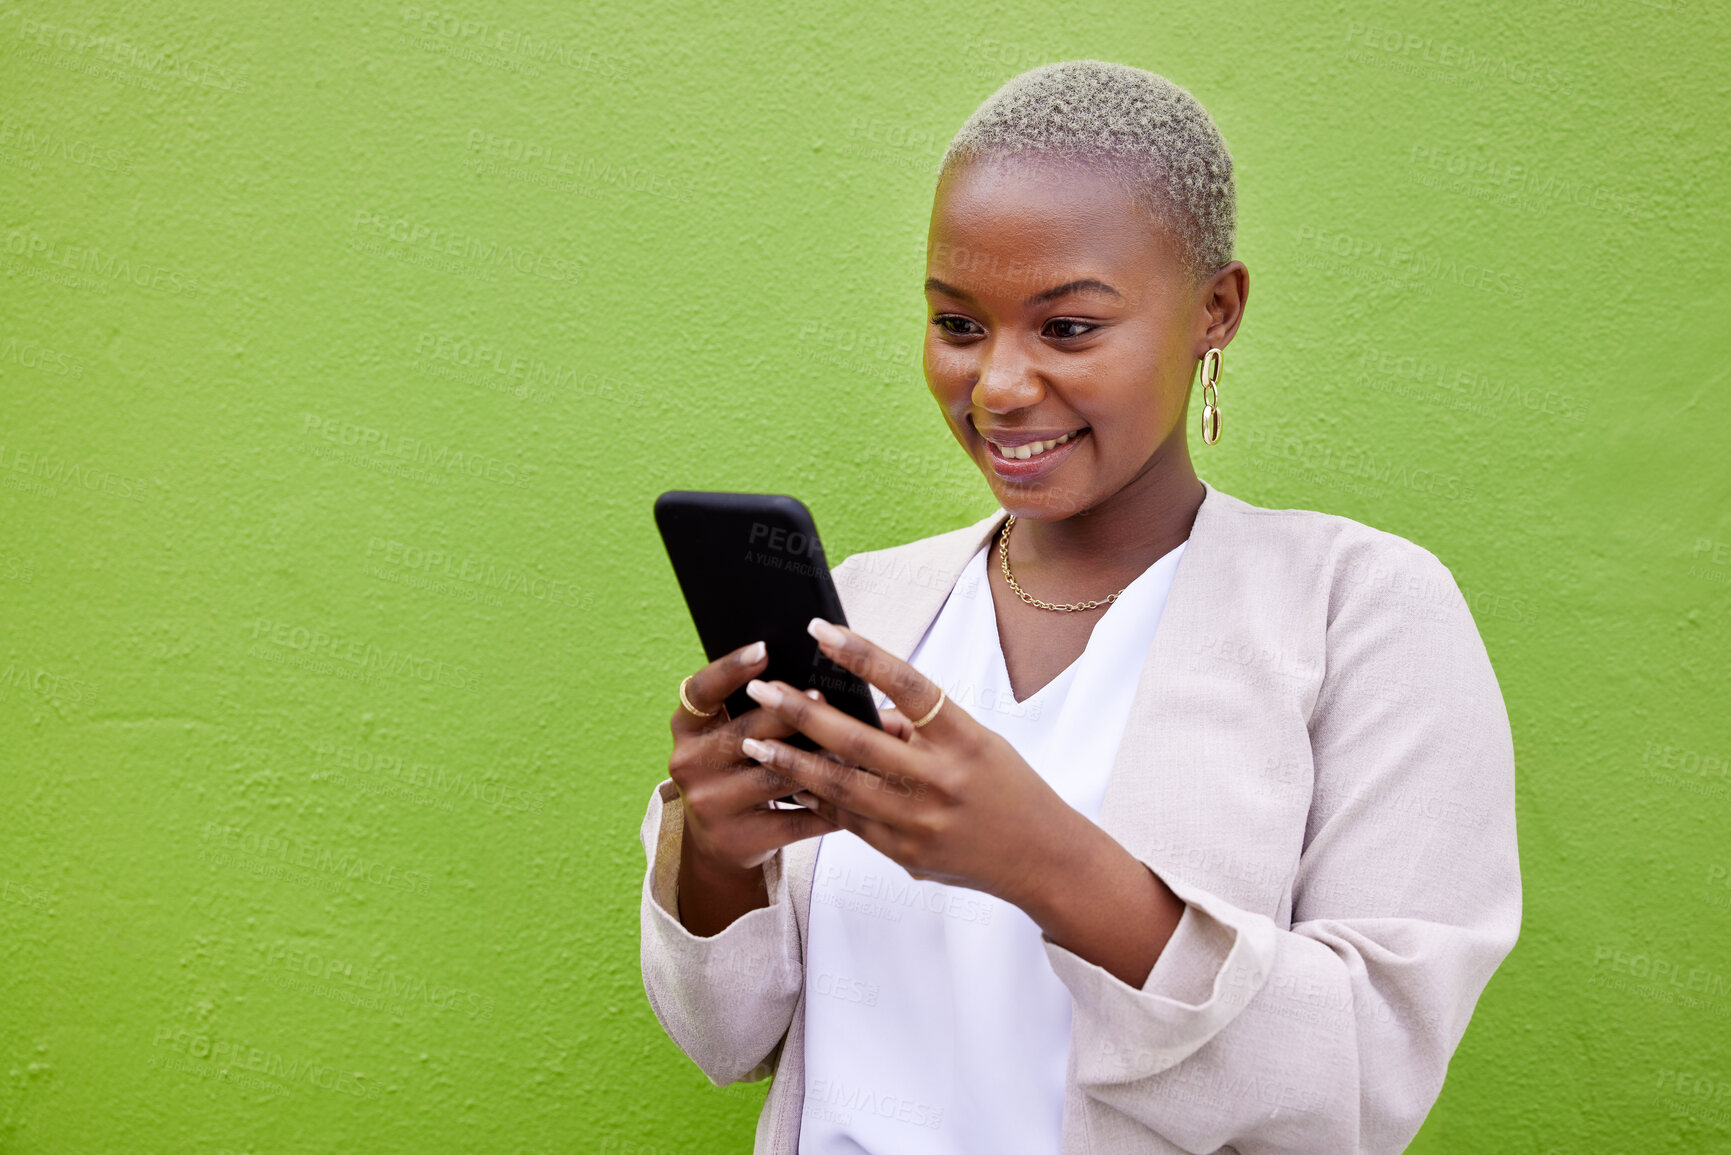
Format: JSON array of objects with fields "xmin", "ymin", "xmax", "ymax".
[
  {"xmin": 1045, "ymin": 319, "xmax": 1095, "ymax": 340},
  {"xmin": 931, "ymin": 315, "xmax": 979, "ymax": 337}
]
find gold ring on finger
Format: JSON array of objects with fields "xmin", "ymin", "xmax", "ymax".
[
  {"xmin": 909, "ymin": 687, "xmax": 946, "ymax": 729},
  {"xmin": 679, "ymin": 674, "xmax": 718, "ymax": 718}
]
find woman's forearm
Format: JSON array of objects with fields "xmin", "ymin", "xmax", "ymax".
[
  {"xmin": 1017, "ymin": 807, "xmax": 1185, "ymax": 988},
  {"xmin": 676, "ymin": 838, "xmax": 771, "ymax": 937}
]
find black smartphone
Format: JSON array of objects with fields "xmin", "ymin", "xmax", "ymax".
[{"xmin": 654, "ymin": 491, "xmax": 883, "ymax": 753}]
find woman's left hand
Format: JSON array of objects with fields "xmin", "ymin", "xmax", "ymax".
[{"xmin": 739, "ymin": 617, "xmax": 1090, "ymax": 912}]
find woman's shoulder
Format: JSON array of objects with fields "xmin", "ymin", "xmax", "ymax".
[{"xmin": 1203, "ymin": 485, "xmax": 1473, "ymax": 630}]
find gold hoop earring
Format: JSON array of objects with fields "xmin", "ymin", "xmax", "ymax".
[{"xmin": 1199, "ymin": 347, "xmax": 1222, "ymax": 445}]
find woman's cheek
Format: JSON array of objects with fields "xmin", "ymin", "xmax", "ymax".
[{"xmin": 924, "ymin": 344, "xmax": 970, "ymax": 398}]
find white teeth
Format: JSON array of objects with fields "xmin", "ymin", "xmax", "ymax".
[{"xmin": 998, "ymin": 431, "xmax": 1079, "ymax": 460}]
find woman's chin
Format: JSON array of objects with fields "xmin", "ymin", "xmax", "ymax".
[{"xmin": 982, "ymin": 472, "xmax": 1092, "ymax": 520}]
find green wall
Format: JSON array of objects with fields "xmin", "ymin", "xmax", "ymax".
[{"xmin": 2, "ymin": 1, "xmax": 1727, "ymax": 1150}]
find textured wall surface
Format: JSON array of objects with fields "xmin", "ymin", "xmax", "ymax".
[{"xmin": 2, "ymin": 1, "xmax": 1728, "ymax": 1151}]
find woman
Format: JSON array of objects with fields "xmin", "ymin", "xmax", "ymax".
[{"xmin": 640, "ymin": 60, "xmax": 1520, "ymax": 1154}]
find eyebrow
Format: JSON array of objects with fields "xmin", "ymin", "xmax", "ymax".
[{"xmin": 924, "ymin": 276, "xmax": 1124, "ymax": 307}]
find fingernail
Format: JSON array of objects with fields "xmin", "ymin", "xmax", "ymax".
[
  {"xmin": 793, "ymin": 792, "xmax": 820, "ymax": 807},
  {"xmin": 741, "ymin": 640, "xmax": 766, "ymax": 664},
  {"xmin": 805, "ymin": 689, "xmax": 821, "ymax": 700},
  {"xmin": 807, "ymin": 618, "xmax": 844, "ymax": 647},
  {"xmin": 742, "ymin": 737, "xmax": 773, "ymax": 762},
  {"xmin": 744, "ymin": 679, "xmax": 782, "ymax": 708}
]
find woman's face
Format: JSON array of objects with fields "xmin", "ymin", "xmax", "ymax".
[{"xmin": 924, "ymin": 155, "xmax": 1218, "ymax": 520}]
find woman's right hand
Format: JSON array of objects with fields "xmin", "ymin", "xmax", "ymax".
[{"xmin": 668, "ymin": 640, "xmax": 838, "ymax": 936}]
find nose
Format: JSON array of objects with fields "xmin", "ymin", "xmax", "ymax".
[{"xmin": 971, "ymin": 336, "xmax": 1045, "ymax": 414}]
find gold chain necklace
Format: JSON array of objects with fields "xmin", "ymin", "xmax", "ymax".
[{"xmin": 996, "ymin": 514, "xmax": 1127, "ymax": 613}]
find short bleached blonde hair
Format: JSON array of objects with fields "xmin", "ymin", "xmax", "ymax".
[{"xmin": 940, "ymin": 60, "xmax": 1236, "ymax": 281}]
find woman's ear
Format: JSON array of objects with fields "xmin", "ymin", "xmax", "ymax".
[{"xmin": 1197, "ymin": 260, "xmax": 1250, "ymax": 354}]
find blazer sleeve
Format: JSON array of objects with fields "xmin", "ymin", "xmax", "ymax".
[
  {"xmin": 638, "ymin": 779, "xmax": 805, "ymax": 1085},
  {"xmin": 1040, "ymin": 535, "xmax": 1523, "ymax": 1153}
]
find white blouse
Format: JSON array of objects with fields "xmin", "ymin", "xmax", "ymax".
[{"xmin": 800, "ymin": 536, "xmax": 1188, "ymax": 1153}]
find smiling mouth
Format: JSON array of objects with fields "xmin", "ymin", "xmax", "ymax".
[{"xmin": 984, "ymin": 428, "xmax": 1089, "ymax": 460}]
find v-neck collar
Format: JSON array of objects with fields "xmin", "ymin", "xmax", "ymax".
[
  {"xmin": 966, "ymin": 537, "xmax": 1189, "ymax": 707},
  {"xmin": 851, "ymin": 480, "xmax": 1221, "ymax": 673}
]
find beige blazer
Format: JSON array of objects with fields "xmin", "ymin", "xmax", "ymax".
[{"xmin": 638, "ymin": 480, "xmax": 1521, "ymax": 1153}]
